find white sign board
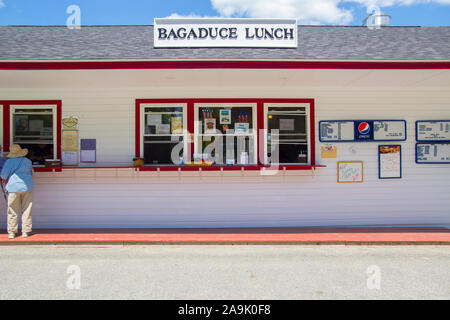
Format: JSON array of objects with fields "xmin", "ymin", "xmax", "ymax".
[
  {"xmin": 379, "ymin": 146, "xmax": 401, "ymax": 179},
  {"xmin": 416, "ymin": 121, "xmax": 450, "ymax": 141},
  {"xmin": 320, "ymin": 121, "xmax": 355, "ymax": 142},
  {"xmin": 374, "ymin": 121, "xmax": 406, "ymax": 141},
  {"xmin": 416, "ymin": 143, "xmax": 450, "ymax": 163},
  {"xmin": 154, "ymin": 18, "xmax": 298, "ymax": 48},
  {"xmin": 338, "ymin": 161, "xmax": 363, "ymax": 183}
]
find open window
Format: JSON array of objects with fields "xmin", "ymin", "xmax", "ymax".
[
  {"xmin": 10, "ymin": 104, "xmax": 59, "ymax": 165},
  {"xmin": 140, "ymin": 103, "xmax": 187, "ymax": 165},
  {"xmin": 264, "ymin": 103, "xmax": 311, "ymax": 165},
  {"xmin": 194, "ymin": 103, "xmax": 257, "ymax": 165}
]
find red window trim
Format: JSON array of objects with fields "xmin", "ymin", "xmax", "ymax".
[
  {"xmin": 0, "ymin": 61, "xmax": 449, "ymax": 70},
  {"xmin": 135, "ymin": 98, "xmax": 316, "ymax": 167},
  {"xmin": 1, "ymin": 100, "xmax": 62, "ymax": 160}
]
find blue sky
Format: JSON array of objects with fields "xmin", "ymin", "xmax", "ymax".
[{"xmin": 0, "ymin": 0, "xmax": 449, "ymax": 26}]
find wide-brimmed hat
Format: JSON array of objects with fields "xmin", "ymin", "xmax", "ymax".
[{"xmin": 7, "ymin": 144, "xmax": 28, "ymax": 158}]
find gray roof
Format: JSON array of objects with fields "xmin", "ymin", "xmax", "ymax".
[{"xmin": 0, "ymin": 25, "xmax": 449, "ymax": 61}]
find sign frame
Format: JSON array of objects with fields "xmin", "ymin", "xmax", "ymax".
[
  {"xmin": 319, "ymin": 120, "xmax": 407, "ymax": 143},
  {"xmin": 378, "ymin": 145, "xmax": 402, "ymax": 179},
  {"xmin": 154, "ymin": 18, "xmax": 298, "ymax": 48},
  {"xmin": 415, "ymin": 120, "xmax": 450, "ymax": 142},
  {"xmin": 415, "ymin": 142, "xmax": 450, "ymax": 164},
  {"xmin": 337, "ymin": 161, "xmax": 364, "ymax": 183}
]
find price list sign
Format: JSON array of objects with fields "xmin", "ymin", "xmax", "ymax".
[
  {"xmin": 320, "ymin": 120, "xmax": 406, "ymax": 142},
  {"xmin": 416, "ymin": 143, "xmax": 450, "ymax": 164},
  {"xmin": 374, "ymin": 121, "xmax": 406, "ymax": 141},
  {"xmin": 416, "ymin": 121, "xmax": 450, "ymax": 142},
  {"xmin": 319, "ymin": 121, "xmax": 355, "ymax": 142}
]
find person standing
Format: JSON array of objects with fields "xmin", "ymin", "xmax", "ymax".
[
  {"xmin": 0, "ymin": 145, "xmax": 6, "ymax": 202},
  {"xmin": 0, "ymin": 144, "xmax": 35, "ymax": 239}
]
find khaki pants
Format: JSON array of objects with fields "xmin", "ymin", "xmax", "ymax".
[{"xmin": 7, "ymin": 190, "xmax": 34, "ymax": 234}]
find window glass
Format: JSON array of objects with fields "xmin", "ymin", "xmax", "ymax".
[
  {"xmin": 196, "ymin": 105, "xmax": 256, "ymax": 165},
  {"xmin": 267, "ymin": 106, "xmax": 308, "ymax": 164},
  {"xmin": 143, "ymin": 106, "xmax": 184, "ymax": 165},
  {"xmin": 13, "ymin": 108, "xmax": 54, "ymax": 165}
]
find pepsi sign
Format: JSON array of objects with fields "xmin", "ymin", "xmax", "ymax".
[{"xmin": 354, "ymin": 121, "xmax": 374, "ymax": 141}]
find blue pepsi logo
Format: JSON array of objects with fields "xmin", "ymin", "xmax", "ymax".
[{"xmin": 358, "ymin": 122, "xmax": 371, "ymax": 135}]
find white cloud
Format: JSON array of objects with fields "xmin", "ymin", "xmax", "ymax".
[
  {"xmin": 165, "ymin": 13, "xmax": 220, "ymax": 19},
  {"xmin": 211, "ymin": 0, "xmax": 354, "ymax": 24},
  {"xmin": 209, "ymin": 0, "xmax": 450, "ymax": 24},
  {"xmin": 0, "ymin": 1, "xmax": 5, "ymax": 8}
]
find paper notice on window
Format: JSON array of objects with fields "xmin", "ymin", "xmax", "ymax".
[
  {"xmin": 147, "ymin": 114, "xmax": 162, "ymax": 126},
  {"xmin": 29, "ymin": 120, "xmax": 44, "ymax": 132},
  {"xmin": 156, "ymin": 124, "xmax": 170, "ymax": 134},
  {"xmin": 279, "ymin": 119, "xmax": 295, "ymax": 131},
  {"xmin": 379, "ymin": 146, "xmax": 401, "ymax": 179},
  {"xmin": 235, "ymin": 122, "xmax": 249, "ymax": 134},
  {"xmin": 171, "ymin": 117, "xmax": 182, "ymax": 133}
]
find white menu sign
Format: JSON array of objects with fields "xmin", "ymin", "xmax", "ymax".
[
  {"xmin": 379, "ymin": 146, "xmax": 401, "ymax": 178},
  {"xmin": 319, "ymin": 121, "xmax": 354, "ymax": 142},
  {"xmin": 416, "ymin": 143, "xmax": 450, "ymax": 163},
  {"xmin": 417, "ymin": 121, "xmax": 450, "ymax": 141},
  {"xmin": 374, "ymin": 121, "xmax": 406, "ymax": 141}
]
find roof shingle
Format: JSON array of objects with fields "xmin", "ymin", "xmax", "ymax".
[{"xmin": 0, "ymin": 25, "xmax": 449, "ymax": 61}]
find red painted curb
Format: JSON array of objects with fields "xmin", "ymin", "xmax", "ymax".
[{"xmin": 0, "ymin": 228, "xmax": 449, "ymax": 244}]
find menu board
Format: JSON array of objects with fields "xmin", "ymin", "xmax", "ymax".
[
  {"xmin": 320, "ymin": 120, "xmax": 406, "ymax": 142},
  {"xmin": 338, "ymin": 161, "xmax": 363, "ymax": 183},
  {"xmin": 319, "ymin": 121, "xmax": 355, "ymax": 142},
  {"xmin": 416, "ymin": 121, "xmax": 450, "ymax": 141},
  {"xmin": 374, "ymin": 121, "xmax": 406, "ymax": 141},
  {"xmin": 416, "ymin": 143, "xmax": 450, "ymax": 164},
  {"xmin": 379, "ymin": 145, "xmax": 402, "ymax": 179}
]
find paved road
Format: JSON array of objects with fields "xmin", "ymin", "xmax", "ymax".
[{"xmin": 0, "ymin": 245, "xmax": 448, "ymax": 300}]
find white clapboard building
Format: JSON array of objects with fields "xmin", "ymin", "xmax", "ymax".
[{"xmin": 0, "ymin": 19, "xmax": 449, "ymax": 229}]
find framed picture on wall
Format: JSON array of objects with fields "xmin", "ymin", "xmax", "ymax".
[
  {"xmin": 337, "ymin": 161, "xmax": 364, "ymax": 183},
  {"xmin": 379, "ymin": 145, "xmax": 402, "ymax": 179}
]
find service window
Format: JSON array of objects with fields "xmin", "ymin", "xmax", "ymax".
[
  {"xmin": 141, "ymin": 104, "xmax": 187, "ymax": 165},
  {"xmin": 11, "ymin": 106, "xmax": 57, "ymax": 165},
  {"xmin": 264, "ymin": 104, "xmax": 310, "ymax": 165},
  {"xmin": 194, "ymin": 103, "xmax": 257, "ymax": 165}
]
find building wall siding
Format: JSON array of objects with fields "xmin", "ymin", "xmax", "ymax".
[{"xmin": 1, "ymin": 85, "xmax": 449, "ymax": 228}]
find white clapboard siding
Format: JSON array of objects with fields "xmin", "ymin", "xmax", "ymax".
[{"xmin": 0, "ymin": 84, "xmax": 449, "ymax": 228}]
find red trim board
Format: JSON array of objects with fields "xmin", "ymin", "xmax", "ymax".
[
  {"xmin": 0, "ymin": 61, "xmax": 449, "ymax": 70},
  {"xmin": 135, "ymin": 98, "xmax": 316, "ymax": 167}
]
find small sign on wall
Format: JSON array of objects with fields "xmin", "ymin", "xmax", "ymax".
[
  {"xmin": 338, "ymin": 161, "xmax": 364, "ymax": 183},
  {"xmin": 416, "ymin": 143, "xmax": 450, "ymax": 164},
  {"xmin": 80, "ymin": 139, "xmax": 96, "ymax": 163},
  {"xmin": 321, "ymin": 145, "xmax": 337, "ymax": 159},
  {"xmin": 379, "ymin": 145, "xmax": 402, "ymax": 179},
  {"xmin": 320, "ymin": 120, "xmax": 406, "ymax": 142},
  {"xmin": 416, "ymin": 121, "xmax": 450, "ymax": 142}
]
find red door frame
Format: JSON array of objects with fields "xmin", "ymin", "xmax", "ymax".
[
  {"xmin": 135, "ymin": 98, "xmax": 315, "ymax": 167},
  {"xmin": 1, "ymin": 100, "xmax": 62, "ymax": 160}
]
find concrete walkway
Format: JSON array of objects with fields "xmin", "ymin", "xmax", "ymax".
[{"xmin": 0, "ymin": 227, "xmax": 449, "ymax": 244}]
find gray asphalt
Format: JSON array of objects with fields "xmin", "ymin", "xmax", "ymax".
[{"xmin": 0, "ymin": 245, "xmax": 448, "ymax": 300}]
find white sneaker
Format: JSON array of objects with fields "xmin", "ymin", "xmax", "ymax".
[
  {"xmin": 22, "ymin": 232, "xmax": 30, "ymax": 238},
  {"xmin": 8, "ymin": 233, "xmax": 16, "ymax": 239}
]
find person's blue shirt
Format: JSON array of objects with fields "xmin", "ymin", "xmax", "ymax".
[
  {"xmin": 0, "ymin": 157, "xmax": 5, "ymax": 173},
  {"xmin": 0, "ymin": 157, "xmax": 34, "ymax": 192}
]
